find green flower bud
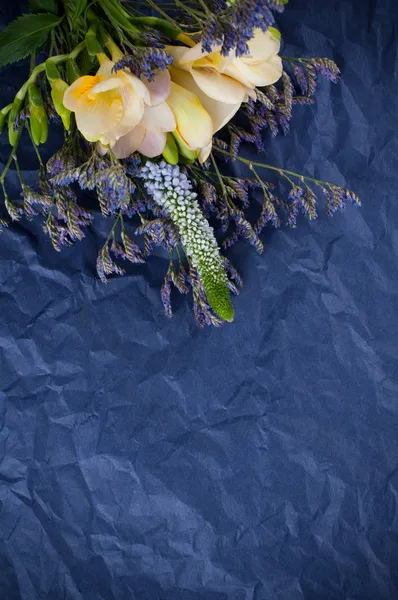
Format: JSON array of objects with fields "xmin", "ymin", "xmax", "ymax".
[
  {"xmin": 268, "ymin": 27, "xmax": 281, "ymax": 40},
  {"xmin": 28, "ymin": 83, "xmax": 45, "ymax": 108},
  {"xmin": 0, "ymin": 112, "xmax": 6, "ymax": 136},
  {"xmin": 30, "ymin": 105, "xmax": 48, "ymax": 145},
  {"xmin": 162, "ymin": 133, "xmax": 179, "ymax": 165},
  {"xmin": 0, "ymin": 104, "xmax": 12, "ymax": 136},
  {"xmin": 51, "ymin": 79, "xmax": 71, "ymax": 130},
  {"xmin": 172, "ymin": 132, "xmax": 198, "ymax": 162}
]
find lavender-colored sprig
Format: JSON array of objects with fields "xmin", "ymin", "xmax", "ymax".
[{"xmin": 113, "ymin": 49, "xmax": 173, "ymax": 81}]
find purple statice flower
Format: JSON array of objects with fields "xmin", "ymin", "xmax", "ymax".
[
  {"xmin": 96, "ymin": 242, "xmax": 125, "ymax": 283},
  {"xmin": 120, "ymin": 229, "xmax": 145, "ymax": 264},
  {"xmin": 255, "ymin": 190, "xmax": 281, "ymax": 232},
  {"xmin": 113, "ymin": 49, "xmax": 173, "ymax": 81},
  {"xmin": 187, "ymin": 265, "xmax": 223, "ymax": 328},
  {"xmin": 233, "ymin": 214, "xmax": 264, "ymax": 253},
  {"xmin": 199, "ymin": 180, "xmax": 218, "ymax": 215},
  {"xmin": 324, "ymin": 185, "xmax": 361, "ymax": 216},
  {"xmin": 43, "ymin": 214, "xmax": 72, "ymax": 252},
  {"xmin": 199, "ymin": 0, "xmax": 285, "ymax": 57},
  {"xmin": 96, "ymin": 167, "xmax": 133, "ymax": 215},
  {"xmin": 223, "ymin": 257, "xmax": 243, "ymax": 295},
  {"xmin": 311, "ymin": 58, "xmax": 340, "ymax": 83},
  {"xmin": 22, "ymin": 185, "xmax": 52, "ymax": 219},
  {"xmin": 160, "ymin": 274, "xmax": 173, "ymax": 318},
  {"xmin": 160, "ymin": 263, "xmax": 189, "ymax": 319},
  {"xmin": 0, "ymin": 217, "xmax": 9, "ymax": 232},
  {"xmin": 293, "ymin": 63, "xmax": 309, "ymax": 96},
  {"xmin": 287, "ymin": 184, "xmax": 304, "ymax": 227},
  {"xmin": 13, "ymin": 108, "xmax": 30, "ymax": 132},
  {"xmin": 201, "ymin": 16, "xmax": 223, "ymax": 54}
]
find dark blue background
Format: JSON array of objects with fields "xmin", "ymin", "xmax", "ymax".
[{"xmin": 1, "ymin": 1, "xmax": 398, "ymax": 598}]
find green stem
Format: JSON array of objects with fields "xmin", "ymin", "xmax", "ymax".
[
  {"xmin": 249, "ymin": 163, "xmax": 270, "ymax": 194},
  {"xmin": 0, "ymin": 129, "xmax": 23, "ymax": 183},
  {"xmin": 216, "ymin": 148, "xmax": 332, "ymax": 188},
  {"xmin": 197, "ymin": 0, "xmax": 210, "ymax": 14},
  {"xmin": 13, "ymin": 154, "xmax": 24, "ymax": 188},
  {"xmin": 129, "ymin": 16, "xmax": 183, "ymax": 39},
  {"xmin": 99, "ymin": 0, "xmax": 139, "ymax": 31},
  {"xmin": 25, "ymin": 122, "xmax": 45, "ymax": 169},
  {"xmin": 15, "ymin": 41, "xmax": 86, "ymax": 103},
  {"xmin": 210, "ymin": 153, "xmax": 227, "ymax": 198},
  {"xmin": 143, "ymin": 0, "xmax": 180, "ymax": 27},
  {"xmin": 105, "ymin": 213, "xmax": 122, "ymax": 244}
]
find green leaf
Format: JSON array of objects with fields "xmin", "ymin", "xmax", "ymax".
[
  {"xmin": 64, "ymin": 0, "xmax": 88, "ymax": 21},
  {"xmin": 28, "ymin": 0, "xmax": 58, "ymax": 14},
  {"xmin": 0, "ymin": 13, "xmax": 61, "ymax": 69}
]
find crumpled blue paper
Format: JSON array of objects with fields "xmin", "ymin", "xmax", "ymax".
[{"xmin": 1, "ymin": 0, "xmax": 398, "ymax": 598}]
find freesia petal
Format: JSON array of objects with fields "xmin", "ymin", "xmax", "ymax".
[
  {"xmin": 96, "ymin": 60, "xmax": 115, "ymax": 78},
  {"xmin": 190, "ymin": 67, "xmax": 247, "ymax": 104},
  {"xmin": 143, "ymin": 69, "xmax": 171, "ymax": 106},
  {"xmin": 223, "ymin": 61, "xmax": 255, "ymax": 88},
  {"xmin": 245, "ymin": 88, "xmax": 257, "ymax": 101},
  {"xmin": 198, "ymin": 141, "xmax": 212, "ymax": 163},
  {"xmin": 178, "ymin": 42, "xmax": 219, "ymax": 65},
  {"xmin": 246, "ymin": 29, "xmax": 281, "ymax": 62},
  {"xmin": 140, "ymin": 102, "xmax": 176, "ymax": 133},
  {"xmin": 75, "ymin": 94, "xmax": 123, "ymax": 141},
  {"xmin": 166, "ymin": 81, "xmax": 213, "ymax": 150},
  {"xmin": 201, "ymin": 96, "xmax": 241, "ymax": 133},
  {"xmin": 118, "ymin": 71, "xmax": 151, "ymax": 106},
  {"xmin": 63, "ymin": 76, "xmax": 98, "ymax": 111},
  {"xmin": 169, "ymin": 67, "xmax": 242, "ymax": 132},
  {"xmin": 111, "ymin": 125, "xmax": 146, "ymax": 159},
  {"xmin": 166, "ymin": 45, "xmax": 195, "ymax": 70},
  {"xmin": 97, "ymin": 142, "xmax": 109, "ymax": 156},
  {"xmin": 138, "ymin": 130, "xmax": 167, "ymax": 157},
  {"xmin": 230, "ymin": 54, "xmax": 283, "ymax": 87},
  {"xmin": 89, "ymin": 76, "xmax": 123, "ymax": 97},
  {"xmin": 119, "ymin": 89, "xmax": 145, "ymax": 132}
]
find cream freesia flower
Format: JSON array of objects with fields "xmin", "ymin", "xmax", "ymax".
[
  {"xmin": 167, "ymin": 28, "xmax": 283, "ymax": 134},
  {"xmin": 111, "ymin": 70, "xmax": 176, "ymax": 159},
  {"xmin": 112, "ymin": 72, "xmax": 214, "ymax": 163},
  {"xmin": 63, "ymin": 59, "xmax": 151, "ymax": 146}
]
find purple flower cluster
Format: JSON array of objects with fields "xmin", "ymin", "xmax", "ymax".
[
  {"xmin": 200, "ymin": 0, "xmax": 285, "ymax": 56},
  {"xmin": 13, "ymin": 108, "xmax": 30, "ymax": 132},
  {"xmin": 96, "ymin": 168, "xmax": 134, "ymax": 215},
  {"xmin": 324, "ymin": 185, "xmax": 361, "ymax": 216},
  {"xmin": 113, "ymin": 48, "xmax": 173, "ymax": 81},
  {"xmin": 189, "ymin": 265, "xmax": 223, "ymax": 328}
]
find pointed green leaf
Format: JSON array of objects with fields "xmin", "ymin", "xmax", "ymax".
[
  {"xmin": 0, "ymin": 13, "xmax": 62, "ymax": 69},
  {"xmin": 28, "ymin": 0, "xmax": 58, "ymax": 14}
]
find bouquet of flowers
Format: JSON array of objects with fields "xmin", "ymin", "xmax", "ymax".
[{"xmin": 0, "ymin": 0, "xmax": 360, "ymax": 326}]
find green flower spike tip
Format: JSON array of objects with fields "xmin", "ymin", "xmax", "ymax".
[{"xmin": 141, "ymin": 161, "xmax": 234, "ymax": 323}]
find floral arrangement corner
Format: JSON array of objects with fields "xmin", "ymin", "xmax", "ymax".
[{"xmin": 0, "ymin": 0, "xmax": 360, "ymax": 327}]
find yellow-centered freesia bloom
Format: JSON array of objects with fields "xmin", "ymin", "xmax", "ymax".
[
  {"xmin": 111, "ymin": 71, "xmax": 213, "ymax": 163},
  {"xmin": 110, "ymin": 70, "xmax": 176, "ymax": 159},
  {"xmin": 167, "ymin": 28, "xmax": 282, "ymax": 134},
  {"xmin": 63, "ymin": 59, "xmax": 151, "ymax": 146}
]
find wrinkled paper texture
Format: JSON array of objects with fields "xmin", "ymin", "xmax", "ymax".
[{"xmin": 1, "ymin": 0, "xmax": 398, "ymax": 598}]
